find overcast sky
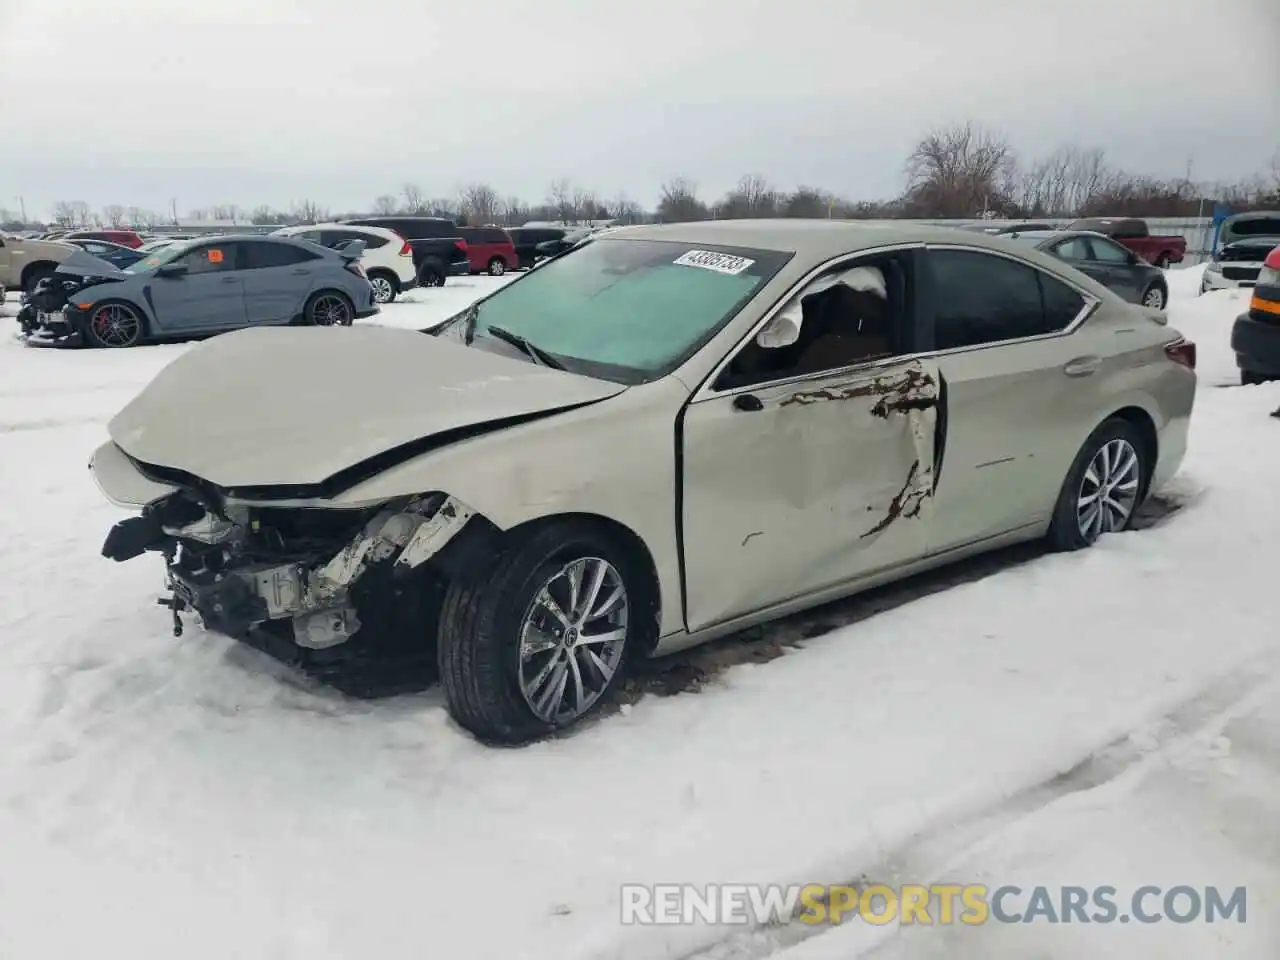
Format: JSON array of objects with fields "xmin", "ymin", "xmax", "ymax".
[{"xmin": 1, "ymin": 0, "xmax": 1277, "ymax": 219}]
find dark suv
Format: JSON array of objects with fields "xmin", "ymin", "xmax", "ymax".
[
  {"xmin": 507, "ymin": 227, "xmax": 567, "ymax": 269},
  {"xmin": 340, "ymin": 216, "xmax": 470, "ymax": 286},
  {"xmin": 458, "ymin": 226, "xmax": 518, "ymax": 276}
]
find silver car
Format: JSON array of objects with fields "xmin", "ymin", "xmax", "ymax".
[
  {"xmin": 90, "ymin": 220, "xmax": 1196, "ymax": 743},
  {"xmin": 31, "ymin": 234, "xmax": 378, "ymax": 347}
]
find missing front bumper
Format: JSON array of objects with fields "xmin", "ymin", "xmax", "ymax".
[{"xmin": 109, "ymin": 492, "xmax": 476, "ymax": 650}]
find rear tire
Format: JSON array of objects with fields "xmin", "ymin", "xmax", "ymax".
[
  {"xmin": 368, "ymin": 271, "xmax": 398, "ymax": 304},
  {"xmin": 1140, "ymin": 283, "xmax": 1167, "ymax": 310},
  {"xmin": 1046, "ymin": 417, "xmax": 1149, "ymax": 552},
  {"xmin": 418, "ymin": 260, "xmax": 446, "ymax": 288},
  {"xmin": 487, "ymin": 257, "xmax": 506, "ymax": 277},
  {"xmin": 437, "ymin": 522, "xmax": 650, "ymax": 744},
  {"xmin": 1242, "ymin": 370, "xmax": 1271, "ymax": 385},
  {"xmin": 304, "ymin": 290, "xmax": 354, "ymax": 326}
]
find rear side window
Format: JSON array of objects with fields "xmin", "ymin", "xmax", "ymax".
[
  {"xmin": 240, "ymin": 241, "xmax": 319, "ymax": 269},
  {"xmin": 925, "ymin": 250, "xmax": 1086, "ymax": 350},
  {"xmin": 321, "ymin": 229, "xmax": 386, "ymax": 249},
  {"xmin": 1053, "ymin": 238, "xmax": 1090, "ymax": 260},
  {"xmin": 1089, "ymin": 237, "xmax": 1131, "ymax": 263}
]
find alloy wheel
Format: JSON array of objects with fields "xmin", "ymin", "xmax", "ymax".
[
  {"xmin": 370, "ymin": 276, "xmax": 394, "ymax": 303},
  {"xmin": 517, "ymin": 556, "xmax": 629, "ymax": 725},
  {"xmin": 1142, "ymin": 287, "xmax": 1166, "ymax": 309},
  {"xmin": 90, "ymin": 304, "xmax": 141, "ymax": 347},
  {"xmin": 1076, "ymin": 438, "xmax": 1140, "ymax": 543},
  {"xmin": 311, "ymin": 295, "xmax": 352, "ymax": 326}
]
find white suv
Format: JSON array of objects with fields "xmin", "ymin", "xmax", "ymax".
[{"xmin": 273, "ymin": 223, "xmax": 417, "ymax": 303}]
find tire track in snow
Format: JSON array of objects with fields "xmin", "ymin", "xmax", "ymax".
[
  {"xmin": 674, "ymin": 648, "xmax": 1280, "ymax": 960},
  {"xmin": 0, "ymin": 414, "xmax": 111, "ymax": 434}
]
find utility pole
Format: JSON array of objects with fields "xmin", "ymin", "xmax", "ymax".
[{"xmin": 18, "ymin": 196, "xmax": 27, "ymax": 222}]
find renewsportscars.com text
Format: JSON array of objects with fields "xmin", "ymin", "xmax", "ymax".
[{"xmin": 620, "ymin": 883, "xmax": 1247, "ymax": 926}]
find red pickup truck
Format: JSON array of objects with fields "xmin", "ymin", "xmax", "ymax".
[{"xmin": 1068, "ymin": 218, "xmax": 1186, "ymax": 267}]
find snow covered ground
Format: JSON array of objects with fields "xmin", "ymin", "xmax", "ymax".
[{"xmin": 1, "ymin": 267, "xmax": 1277, "ymax": 960}]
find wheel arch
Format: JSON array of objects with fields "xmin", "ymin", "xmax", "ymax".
[
  {"xmin": 1102, "ymin": 404, "xmax": 1159, "ymax": 500},
  {"xmin": 83, "ymin": 295, "xmax": 154, "ymax": 340},
  {"xmin": 19, "ymin": 259, "xmax": 58, "ymax": 289},
  {"xmin": 446, "ymin": 510, "xmax": 664, "ymax": 656}
]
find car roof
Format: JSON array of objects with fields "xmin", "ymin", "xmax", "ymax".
[
  {"xmin": 599, "ymin": 218, "xmax": 1044, "ymax": 260},
  {"xmin": 284, "ymin": 222, "xmax": 400, "ymax": 241}
]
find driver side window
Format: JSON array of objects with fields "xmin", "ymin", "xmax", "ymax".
[
  {"xmin": 180, "ymin": 244, "xmax": 235, "ymax": 274},
  {"xmin": 716, "ymin": 250, "xmax": 917, "ymax": 390}
]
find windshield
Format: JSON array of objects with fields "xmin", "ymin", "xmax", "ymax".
[
  {"xmin": 123, "ymin": 239, "xmax": 197, "ymax": 273},
  {"xmin": 456, "ymin": 238, "xmax": 791, "ymax": 384}
]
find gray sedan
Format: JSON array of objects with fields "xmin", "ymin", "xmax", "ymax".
[
  {"xmin": 1004, "ymin": 229, "xmax": 1169, "ymax": 309},
  {"xmin": 34, "ymin": 234, "xmax": 378, "ymax": 348}
]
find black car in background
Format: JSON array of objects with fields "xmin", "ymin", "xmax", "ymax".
[
  {"xmin": 340, "ymin": 216, "xmax": 470, "ymax": 286},
  {"xmin": 507, "ymin": 227, "xmax": 567, "ymax": 269},
  {"xmin": 1004, "ymin": 229, "xmax": 1169, "ymax": 310}
]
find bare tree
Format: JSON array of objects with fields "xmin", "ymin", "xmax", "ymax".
[
  {"xmin": 402, "ymin": 183, "xmax": 427, "ymax": 215},
  {"xmin": 718, "ymin": 174, "xmax": 779, "ymax": 218},
  {"xmin": 501, "ymin": 195, "xmax": 529, "ymax": 226},
  {"xmin": 290, "ymin": 200, "xmax": 328, "ymax": 224},
  {"xmin": 545, "ymin": 179, "xmax": 577, "ymax": 223},
  {"xmin": 657, "ymin": 178, "xmax": 708, "ymax": 223},
  {"xmin": 903, "ymin": 122, "xmax": 1018, "ymax": 217},
  {"xmin": 50, "ymin": 202, "xmax": 76, "ymax": 227},
  {"xmin": 210, "ymin": 204, "xmax": 245, "ymax": 222},
  {"xmin": 781, "ymin": 186, "xmax": 832, "ymax": 219},
  {"xmin": 458, "ymin": 182, "xmax": 501, "ymax": 225},
  {"xmin": 427, "ymin": 197, "xmax": 457, "ymax": 219},
  {"xmin": 372, "ymin": 194, "xmax": 399, "ymax": 215},
  {"xmin": 251, "ymin": 205, "xmax": 287, "ymax": 225},
  {"xmin": 609, "ymin": 192, "xmax": 642, "ymax": 224},
  {"xmin": 100, "ymin": 204, "xmax": 125, "ymax": 227}
]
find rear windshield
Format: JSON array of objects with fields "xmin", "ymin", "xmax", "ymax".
[
  {"xmin": 1225, "ymin": 216, "xmax": 1280, "ymax": 239},
  {"xmin": 457, "ymin": 238, "xmax": 792, "ymax": 384}
]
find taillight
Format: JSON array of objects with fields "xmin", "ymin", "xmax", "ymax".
[
  {"xmin": 345, "ymin": 261, "xmax": 366, "ymax": 279},
  {"xmin": 398, "ymin": 240, "xmax": 412, "ymax": 257},
  {"xmin": 1164, "ymin": 338, "xmax": 1196, "ymax": 370},
  {"xmin": 456, "ymin": 239, "xmax": 469, "ymax": 252}
]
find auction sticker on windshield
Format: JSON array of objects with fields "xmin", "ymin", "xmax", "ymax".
[{"xmin": 673, "ymin": 250, "xmax": 756, "ymax": 275}]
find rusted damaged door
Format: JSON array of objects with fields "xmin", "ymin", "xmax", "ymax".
[{"xmin": 680, "ymin": 357, "xmax": 941, "ymax": 633}]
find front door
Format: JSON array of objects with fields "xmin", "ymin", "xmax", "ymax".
[
  {"xmin": 680, "ymin": 250, "xmax": 938, "ymax": 632},
  {"xmin": 147, "ymin": 241, "xmax": 247, "ymax": 333},
  {"xmin": 1085, "ymin": 236, "xmax": 1145, "ymax": 301}
]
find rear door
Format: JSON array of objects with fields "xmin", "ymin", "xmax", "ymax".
[
  {"xmin": 237, "ymin": 240, "xmax": 324, "ymax": 324},
  {"xmin": 919, "ymin": 245, "xmax": 1098, "ymax": 553},
  {"xmin": 1085, "ymin": 236, "xmax": 1145, "ymax": 301},
  {"xmin": 147, "ymin": 241, "xmax": 248, "ymax": 333}
]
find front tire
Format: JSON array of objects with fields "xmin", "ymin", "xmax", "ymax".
[
  {"xmin": 438, "ymin": 522, "xmax": 647, "ymax": 744},
  {"xmin": 84, "ymin": 301, "xmax": 145, "ymax": 348},
  {"xmin": 1046, "ymin": 417, "xmax": 1148, "ymax": 552}
]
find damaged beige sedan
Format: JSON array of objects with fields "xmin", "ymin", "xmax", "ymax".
[{"xmin": 91, "ymin": 221, "xmax": 1197, "ymax": 743}]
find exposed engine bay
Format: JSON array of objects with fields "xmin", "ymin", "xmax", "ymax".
[
  {"xmin": 102, "ymin": 489, "xmax": 476, "ymax": 654},
  {"xmin": 18, "ymin": 258, "xmax": 124, "ymax": 340}
]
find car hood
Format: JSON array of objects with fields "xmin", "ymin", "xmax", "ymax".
[
  {"xmin": 108, "ymin": 325, "xmax": 628, "ymax": 490},
  {"xmin": 54, "ymin": 249, "xmax": 129, "ymax": 278}
]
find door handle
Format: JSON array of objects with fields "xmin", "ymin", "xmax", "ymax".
[
  {"xmin": 1063, "ymin": 355, "xmax": 1100, "ymax": 377},
  {"xmin": 291, "ymin": 269, "xmax": 311, "ymax": 275},
  {"xmin": 220, "ymin": 277, "xmax": 238, "ymax": 284},
  {"xmin": 732, "ymin": 394, "xmax": 764, "ymax": 412}
]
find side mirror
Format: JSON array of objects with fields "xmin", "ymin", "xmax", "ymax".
[
  {"xmin": 156, "ymin": 262, "xmax": 188, "ymax": 278},
  {"xmin": 756, "ymin": 308, "xmax": 802, "ymax": 349}
]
